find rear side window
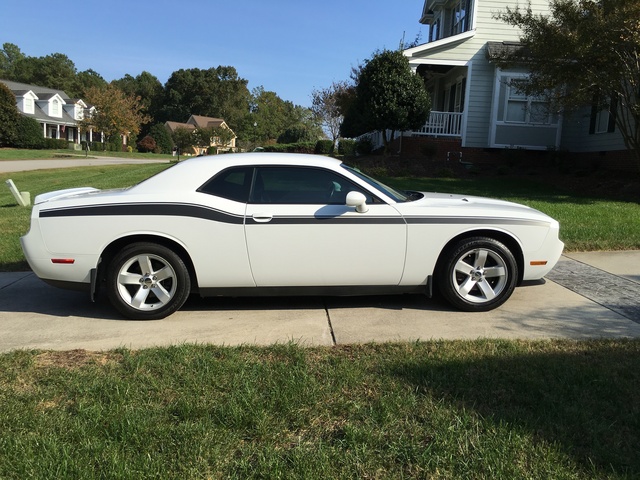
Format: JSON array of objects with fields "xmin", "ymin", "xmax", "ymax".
[{"xmin": 198, "ymin": 167, "xmax": 253, "ymax": 203}]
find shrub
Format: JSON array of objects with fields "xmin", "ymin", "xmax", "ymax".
[
  {"xmin": 136, "ymin": 135, "xmax": 157, "ymax": 153},
  {"xmin": 277, "ymin": 125, "xmax": 317, "ymax": 144},
  {"xmin": 149, "ymin": 123, "xmax": 174, "ymax": 154},
  {"xmin": 315, "ymin": 139, "xmax": 334, "ymax": 155},
  {"xmin": 13, "ymin": 116, "xmax": 45, "ymax": 149},
  {"xmin": 43, "ymin": 138, "xmax": 69, "ymax": 149},
  {"xmin": 262, "ymin": 142, "xmax": 316, "ymax": 154},
  {"xmin": 338, "ymin": 139, "xmax": 357, "ymax": 156},
  {"xmin": 356, "ymin": 137, "xmax": 373, "ymax": 155}
]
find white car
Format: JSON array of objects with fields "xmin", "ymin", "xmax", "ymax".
[{"xmin": 21, "ymin": 153, "xmax": 564, "ymax": 320}]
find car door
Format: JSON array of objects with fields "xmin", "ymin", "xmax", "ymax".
[{"xmin": 244, "ymin": 166, "xmax": 407, "ymax": 287}]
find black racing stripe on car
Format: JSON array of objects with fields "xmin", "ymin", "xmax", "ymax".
[
  {"xmin": 404, "ymin": 217, "xmax": 551, "ymax": 227},
  {"xmin": 247, "ymin": 216, "xmax": 406, "ymax": 225},
  {"xmin": 39, "ymin": 203, "xmax": 245, "ymax": 225}
]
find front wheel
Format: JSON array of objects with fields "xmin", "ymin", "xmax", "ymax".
[
  {"xmin": 436, "ymin": 237, "xmax": 518, "ymax": 312},
  {"xmin": 106, "ymin": 242, "xmax": 191, "ymax": 320}
]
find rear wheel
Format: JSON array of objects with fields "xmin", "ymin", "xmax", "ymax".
[
  {"xmin": 106, "ymin": 242, "xmax": 191, "ymax": 320},
  {"xmin": 436, "ymin": 237, "xmax": 518, "ymax": 312}
]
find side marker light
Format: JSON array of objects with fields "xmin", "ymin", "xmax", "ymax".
[
  {"xmin": 530, "ymin": 260, "xmax": 548, "ymax": 266},
  {"xmin": 51, "ymin": 258, "xmax": 75, "ymax": 264}
]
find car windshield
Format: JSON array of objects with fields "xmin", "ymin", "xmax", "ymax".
[{"xmin": 341, "ymin": 164, "xmax": 412, "ymax": 203}]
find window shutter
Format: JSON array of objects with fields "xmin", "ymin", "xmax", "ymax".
[
  {"xmin": 607, "ymin": 94, "xmax": 617, "ymax": 133},
  {"xmin": 589, "ymin": 95, "xmax": 598, "ymax": 135}
]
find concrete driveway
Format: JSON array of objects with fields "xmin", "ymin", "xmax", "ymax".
[{"xmin": 1, "ymin": 251, "xmax": 639, "ymax": 352}]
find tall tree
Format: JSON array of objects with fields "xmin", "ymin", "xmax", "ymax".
[
  {"xmin": 16, "ymin": 53, "xmax": 78, "ymax": 94},
  {"xmin": 311, "ymin": 81, "xmax": 349, "ymax": 147},
  {"xmin": 159, "ymin": 66, "xmax": 250, "ymax": 131},
  {"xmin": 80, "ymin": 83, "xmax": 151, "ymax": 146},
  {"xmin": 113, "ymin": 71, "xmax": 163, "ymax": 122},
  {"xmin": 497, "ymin": 0, "xmax": 640, "ymax": 172},
  {"xmin": 0, "ymin": 43, "xmax": 25, "ymax": 80},
  {"xmin": 340, "ymin": 49, "xmax": 431, "ymax": 154},
  {"xmin": 73, "ymin": 69, "xmax": 108, "ymax": 97},
  {"xmin": 0, "ymin": 82, "xmax": 19, "ymax": 146}
]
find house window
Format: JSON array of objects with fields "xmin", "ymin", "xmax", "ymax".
[
  {"xmin": 500, "ymin": 79, "xmax": 557, "ymax": 125},
  {"xmin": 25, "ymin": 98, "xmax": 34, "ymax": 114},
  {"xmin": 430, "ymin": 16, "xmax": 441, "ymax": 42},
  {"xmin": 589, "ymin": 95, "xmax": 616, "ymax": 134},
  {"xmin": 451, "ymin": 0, "xmax": 469, "ymax": 35},
  {"xmin": 52, "ymin": 99, "xmax": 60, "ymax": 116}
]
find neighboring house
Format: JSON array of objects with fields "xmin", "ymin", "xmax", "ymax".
[
  {"xmin": 386, "ymin": 0, "xmax": 630, "ymax": 168},
  {"xmin": 165, "ymin": 115, "xmax": 237, "ymax": 155},
  {"xmin": 0, "ymin": 79, "xmax": 102, "ymax": 145}
]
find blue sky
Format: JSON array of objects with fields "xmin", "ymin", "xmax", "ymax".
[{"xmin": 0, "ymin": 0, "xmax": 425, "ymax": 107}]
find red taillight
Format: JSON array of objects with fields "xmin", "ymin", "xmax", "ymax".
[{"xmin": 51, "ymin": 258, "xmax": 75, "ymax": 264}]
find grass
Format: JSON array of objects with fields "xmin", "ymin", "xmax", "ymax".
[
  {"xmin": 4, "ymin": 163, "xmax": 638, "ymax": 270},
  {"xmin": 0, "ymin": 340, "xmax": 638, "ymax": 479}
]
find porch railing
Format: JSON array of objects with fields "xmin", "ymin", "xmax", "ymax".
[
  {"xmin": 413, "ymin": 111, "xmax": 463, "ymax": 137},
  {"xmin": 356, "ymin": 111, "xmax": 463, "ymax": 151}
]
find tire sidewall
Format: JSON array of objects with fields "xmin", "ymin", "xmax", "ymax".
[
  {"xmin": 106, "ymin": 242, "xmax": 191, "ymax": 320},
  {"xmin": 436, "ymin": 237, "xmax": 518, "ymax": 312}
]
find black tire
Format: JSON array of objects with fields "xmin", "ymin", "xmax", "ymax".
[
  {"xmin": 106, "ymin": 242, "xmax": 191, "ymax": 320},
  {"xmin": 436, "ymin": 237, "xmax": 518, "ymax": 312}
]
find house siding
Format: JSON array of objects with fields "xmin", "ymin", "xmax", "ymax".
[
  {"xmin": 407, "ymin": 0, "xmax": 551, "ymax": 148},
  {"xmin": 560, "ymin": 107, "xmax": 627, "ymax": 152}
]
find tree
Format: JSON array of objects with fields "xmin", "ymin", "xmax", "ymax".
[
  {"xmin": 73, "ymin": 69, "xmax": 108, "ymax": 97},
  {"xmin": 15, "ymin": 53, "xmax": 78, "ymax": 95},
  {"xmin": 497, "ymin": 0, "xmax": 640, "ymax": 172},
  {"xmin": 159, "ymin": 67, "xmax": 251, "ymax": 132},
  {"xmin": 311, "ymin": 81, "xmax": 350, "ymax": 147},
  {"xmin": 80, "ymin": 83, "xmax": 151, "ymax": 148},
  {"xmin": 14, "ymin": 116, "xmax": 45, "ymax": 149},
  {"xmin": 340, "ymin": 49, "xmax": 431, "ymax": 154},
  {"xmin": 171, "ymin": 126, "xmax": 196, "ymax": 154},
  {"xmin": 113, "ymin": 71, "xmax": 163, "ymax": 124},
  {"xmin": 0, "ymin": 82, "xmax": 19, "ymax": 147},
  {"xmin": 149, "ymin": 123, "xmax": 174, "ymax": 154},
  {"xmin": 0, "ymin": 43, "xmax": 25, "ymax": 80}
]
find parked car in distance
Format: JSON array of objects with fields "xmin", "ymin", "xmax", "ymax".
[{"xmin": 21, "ymin": 153, "xmax": 564, "ymax": 320}]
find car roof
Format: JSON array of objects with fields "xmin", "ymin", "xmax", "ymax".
[{"xmin": 132, "ymin": 153, "xmax": 345, "ymax": 193}]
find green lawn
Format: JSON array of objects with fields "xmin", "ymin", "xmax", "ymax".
[
  {"xmin": 1, "ymin": 340, "xmax": 638, "ymax": 479},
  {"xmin": 2, "ymin": 164, "xmax": 638, "ymax": 270}
]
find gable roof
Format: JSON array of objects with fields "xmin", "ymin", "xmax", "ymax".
[
  {"xmin": 187, "ymin": 115, "xmax": 227, "ymax": 129},
  {"xmin": 164, "ymin": 121, "xmax": 196, "ymax": 133},
  {"xmin": 0, "ymin": 79, "xmax": 71, "ymax": 100}
]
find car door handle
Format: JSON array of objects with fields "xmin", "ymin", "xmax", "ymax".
[{"xmin": 252, "ymin": 213, "xmax": 273, "ymax": 223}]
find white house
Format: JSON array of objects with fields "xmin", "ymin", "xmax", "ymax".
[
  {"xmin": 1, "ymin": 79, "xmax": 99, "ymax": 145},
  {"xmin": 392, "ymin": 0, "xmax": 630, "ymax": 168}
]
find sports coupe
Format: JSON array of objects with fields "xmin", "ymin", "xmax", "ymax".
[{"xmin": 21, "ymin": 153, "xmax": 564, "ymax": 320}]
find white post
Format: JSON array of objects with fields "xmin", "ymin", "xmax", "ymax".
[{"xmin": 5, "ymin": 179, "xmax": 30, "ymax": 207}]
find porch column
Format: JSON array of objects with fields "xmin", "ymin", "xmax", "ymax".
[{"xmin": 42, "ymin": 122, "xmax": 47, "ymax": 138}]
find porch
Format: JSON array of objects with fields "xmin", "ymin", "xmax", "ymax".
[{"xmin": 359, "ymin": 111, "xmax": 462, "ymax": 151}]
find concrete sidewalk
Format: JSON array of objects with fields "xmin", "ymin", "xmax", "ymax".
[{"xmin": 1, "ymin": 251, "xmax": 639, "ymax": 352}]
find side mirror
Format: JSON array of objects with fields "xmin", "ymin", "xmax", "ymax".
[{"xmin": 346, "ymin": 191, "xmax": 369, "ymax": 213}]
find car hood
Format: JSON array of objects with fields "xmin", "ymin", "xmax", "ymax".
[{"xmin": 401, "ymin": 191, "xmax": 555, "ymax": 223}]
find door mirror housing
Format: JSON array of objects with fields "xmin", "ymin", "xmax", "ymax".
[{"xmin": 346, "ymin": 191, "xmax": 369, "ymax": 213}]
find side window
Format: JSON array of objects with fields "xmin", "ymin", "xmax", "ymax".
[
  {"xmin": 250, "ymin": 167, "xmax": 374, "ymax": 205},
  {"xmin": 198, "ymin": 167, "xmax": 253, "ymax": 203}
]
